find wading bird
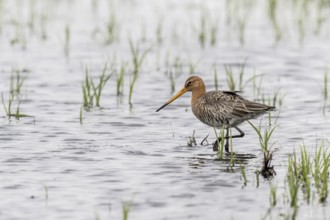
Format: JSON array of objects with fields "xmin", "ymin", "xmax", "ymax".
[{"xmin": 156, "ymin": 76, "xmax": 275, "ymax": 152}]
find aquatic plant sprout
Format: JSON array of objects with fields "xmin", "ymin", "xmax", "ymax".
[
  {"xmin": 1, "ymin": 69, "xmax": 32, "ymax": 119},
  {"xmin": 82, "ymin": 63, "xmax": 112, "ymax": 110}
]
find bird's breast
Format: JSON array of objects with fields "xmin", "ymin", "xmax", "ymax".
[{"xmin": 191, "ymin": 99, "xmax": 226, "ymax": 128}]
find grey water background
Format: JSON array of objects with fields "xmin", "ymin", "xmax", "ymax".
[{"xmin": 0, "ymin": 0, "xmax": 330, "ymax": 219}]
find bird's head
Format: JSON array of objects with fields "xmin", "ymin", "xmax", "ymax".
[{"xmin": 156, "ymin": 76, "xmax": 205, "ymax": 112}]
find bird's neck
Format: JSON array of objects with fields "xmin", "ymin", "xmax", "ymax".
[{"xmin": 191, "ymin": 85, "xmax": 206, "ymax": 104}]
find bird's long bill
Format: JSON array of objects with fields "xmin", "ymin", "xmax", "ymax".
[{"xmin": 156, "ymin": 88, "xmax": 187, "ymax": 112}]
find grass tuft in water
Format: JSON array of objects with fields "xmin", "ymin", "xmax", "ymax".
[
  {"xmin": 82, "ymin": 68, "xmax": 94, "ymax": 110},
  {"xmin": 299, "ymin": 144, "xmax": 311, "ymax": 203},
  {"xmin": 287, "ymin": 153, "xmax": 299, "ymax": 212},
  {"xmin": 82, "ymin": 63, "xmax": 112, "ymax": 110},
  {"xmin": 93, "ymin": 63, "xmax": 112, "ymax": 107},
  {"xmin": 122, "ymin": 200, "xmax": 133, "ymax": 220},
  {"xmin": 312, "ymin": 142, "xmax": 329, "ymax": 203},
  {"xmin": 248, "ymin": 121, "xmax": 277, "ymax": 178},
  {"xmin": 1, "ymin": 69, "xmax": 32, "ymax": 119},
  {"xmin": 285, "ymin": 142, "xmax": 330, "ymax": 210}
]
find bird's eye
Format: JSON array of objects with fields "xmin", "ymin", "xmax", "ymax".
[{"xmin": 187, "ymin": 81, "xmax": 192, "ymax": 86}]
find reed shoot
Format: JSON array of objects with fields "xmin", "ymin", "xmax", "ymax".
[
  {"xmin": 82, "ymin": 63, "xmax": 112, "ymax": 110},
  {"xmin": 128, "ymin": 74, "xmax": 138, "ymax": 106},
  {"xmin": 269, "ymin": 184, "xmax": 277, "ymax": 207},
  {"xmin": 210, "ymin": 19, "xmax": 218, "ymax": 46},
  {"xmin": 105, "ymin": 12, "xmax": 118, "ymax": 44},
  {"xmin": 92, "ymin": 63, "xmax": 112, "ymax": 107},
  {"xmin": 225, "ymin": 65, "xmax": 235, "ymax": 91},
  {"xmin": 64, "ymin": 24, "xmax": 70, "ymax": 56},
  {"xmin": 82, "ymin": 68, "xmax": 94, "ymax": 110},
  {"xmin": 156, "ymin": 18, "xmax": 163, "ymax": 45},
  {"xmin": 168, "ymin": 71, "xmax": 175, "ymax": 94},
  {"xmin": 239, "ymin": 161, "xmax": 247, "ymax": 186},
  {"xmin": 122, "ymin": 200, "xmax": 132, "ymax": 220},
  {"xmin": 43, "ymin": 184, "xmax": 49, "ymax": 201},
  {"xmin": 1, "ymin": 69, "xmax": 32, "ymax": 119},
  {"xmin": 129, "ymin": 38, "xmax": 150, "ymax": 76},
  {"xmin": 213, "ymin": 65, "xmax": 218, "ymax": 91},
  {"xmin": 268, "ymin": 0, "xmax": 282, "ymax": 43},
  {"xmin": 79, "ymin": 107, "xmax": 83, "ymax": 124},
  {"xmin": 287, "ymin": 153, "xmax": 299, "ymax": 209},
  {"xmin": 214, "ymin": 126, "xmax": 225, "ymax": 160},
  {"xmin": 116, "ymin": 64, "xmax": 126, "ymax": 96},
  {"xmin": 128, "ymin": 39, "xmax": 150, "ymax": 106},
  {"xmin": 198, "ymin": 10, "xmax": 206, "ymax": 48},
  {"xmin": 322, "ymin": 67, "xmax": 328, "ymax": 100}
]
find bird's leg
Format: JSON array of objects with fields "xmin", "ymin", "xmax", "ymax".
[
  {"xmin": 213, "ymin": 126, "xmax": 245, "ymax": 152},
  {"xmin": 224, "ymin": 127, "xmax": 230, "ymax": 152},
  {"xmin": 232, "ymin": 126, "xmax": 245, "ymax": 139},
  {"xmin": 213, "ymin": 127, "xmax": 229, "ymax": 152}
]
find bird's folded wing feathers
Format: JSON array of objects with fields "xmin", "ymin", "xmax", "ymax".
[{"xmin": 202, "ymin": 91, "xmax": 273, "ymax": 119}]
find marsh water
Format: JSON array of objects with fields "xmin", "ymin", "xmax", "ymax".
[{"xmin": 0, "ymin": 0, "xmax": 330, "ymax": 219}]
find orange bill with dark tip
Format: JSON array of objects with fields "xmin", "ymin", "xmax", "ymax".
[{"xmin": 156, "ymin": 87, "xmax": 188, "ymax": 112}]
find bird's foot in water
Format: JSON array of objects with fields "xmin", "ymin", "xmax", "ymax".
[
  {"xmin": 213, "ymin": 139, "xmax": 230, "ymax": 152},
  {"xmin": 213, "ymin": 141, "xmax": 219, "ymax": 151},
  {"xmin": 224, "ymin": 141, "xmax": 229, "ymax": 153}
]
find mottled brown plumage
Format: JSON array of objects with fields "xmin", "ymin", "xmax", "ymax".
[{"xmin": 156, "ymin": 76, "xmax": 275, "ymax": 152}]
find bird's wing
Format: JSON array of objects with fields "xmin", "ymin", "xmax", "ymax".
[
  {"xmin": 201, "ymin": 91, "xmax": 273, "ymax": 120},
  {"xmin": 200, "ymin": 91, "xmax": 240, "ymax": 122}
]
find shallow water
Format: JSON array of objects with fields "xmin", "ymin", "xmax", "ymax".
[{"xmin": 0, "ymin": 0, "xmax": 330, "ymax": 219}]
